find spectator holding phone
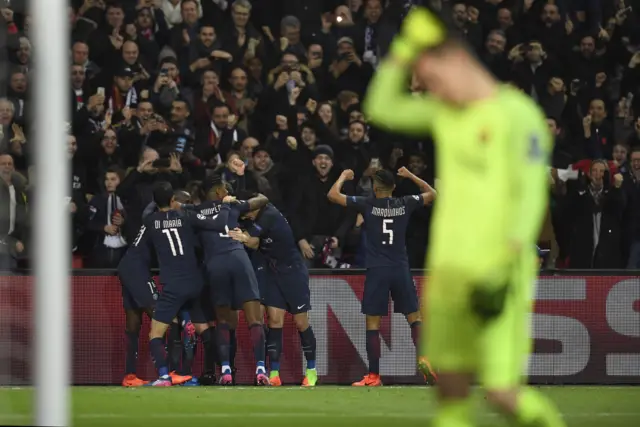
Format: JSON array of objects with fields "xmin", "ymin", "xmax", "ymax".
[{"xmin": 328, "ymin": 37, "xmax": 373, "ymax": 98}]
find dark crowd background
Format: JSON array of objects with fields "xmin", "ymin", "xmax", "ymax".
[{"xmin": 0, "ymin": 0, "xmax": 640, "ymax": 271}]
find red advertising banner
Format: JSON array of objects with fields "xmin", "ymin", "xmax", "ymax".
[{"xmin": 0, "ymin": 275, "xmax": 639, "ymax": 385}]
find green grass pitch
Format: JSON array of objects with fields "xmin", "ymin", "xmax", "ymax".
[{"xmin": 1, "ymin": 386, "xmax": 639, "ymax": 427}]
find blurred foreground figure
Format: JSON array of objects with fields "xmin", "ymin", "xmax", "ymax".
[{"xmin": 363, "ymin": 6, "xmax": 565, "ymax": 427}]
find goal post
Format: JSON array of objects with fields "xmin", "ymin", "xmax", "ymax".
[{"xmin": 33, "ymin": 0, "xmax": 71, "ymax": 424}]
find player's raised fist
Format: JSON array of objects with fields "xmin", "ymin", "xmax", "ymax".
[
  {"xmin": 613, "ymin": 173, "xmax": 624, "ymax": 188},
  {"xmin": 397, "ymin": 166, "xmax": 412, "ymax": 178},
  {"xmin": 341, "ymin": 169, "xmax": 355, "ymax": 181}
]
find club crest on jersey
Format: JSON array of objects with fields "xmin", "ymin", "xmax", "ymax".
[
  {"xmin": 528, "ymin": 133, "xmax": 543, "ymax": 160},
  {"xmin": 197, "ymin": 214, "xmax": 206, "ymax": 220},
  {"xmin": 479, "ymin": 129, "xmax": 489, "ymax": 144}
]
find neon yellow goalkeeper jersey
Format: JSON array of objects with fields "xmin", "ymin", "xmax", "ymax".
[{"xmin": 364, "ymin": 61, "xmax": 551, "ymax": 278}]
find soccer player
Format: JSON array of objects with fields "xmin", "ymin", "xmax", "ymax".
[
  {"xmin": 117, "ymin": 224, "xmax": 158, "ymax": 387},
  {"xmin": 144, "ymin": 181, "xmax": 232, "ymax": 386},
  {"xmin": 363, "ymin": 6, "xmax": 565, "ymax": 427},
  {"xmin": 328, "ymin": 168, "xmax": 437, "ymax": 387},
  {"xmin": 228, "ymin": 202, "xmax": 318, "ymax": 387},
  {"xmin": 196, "ymin": 175, "xmax": 271, "ymax": 385}
]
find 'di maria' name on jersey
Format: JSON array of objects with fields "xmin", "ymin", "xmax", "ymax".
[
  {"xmin": 371, "ymin": 206, "xmax": 406, "ymax": 217},
  {"xmin": 155, "ymin": 219, "xmax": 183, "ymax": 229}
]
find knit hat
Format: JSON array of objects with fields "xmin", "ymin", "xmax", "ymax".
[{"xmin": 313, "ymin": 144, "xmax": 334, "ymax": 160}]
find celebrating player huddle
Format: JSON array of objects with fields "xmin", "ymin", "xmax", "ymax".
[{"xmin": 116, "ymin": 163, "xmax": 437, "ymax": 388}]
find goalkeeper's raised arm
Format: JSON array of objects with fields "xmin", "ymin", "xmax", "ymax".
[{"xmin": 363, "ymin": 6, "xmax": 499, "ymax": 134}]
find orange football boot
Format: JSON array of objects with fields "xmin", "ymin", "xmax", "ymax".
[
  {"xmin": 169, "ymin": 371, "xmax": 192, "ymax": 385},
  {"xmin": 352, "ymin": 373, "xmax": 382, "ymax": 387},
  {"xmin": 121, "ymin": 374, "xmax": 148, "ymax": 387},
  {"xmin": 418, "ymin": 357, "xmax": 438, "ymax": 384},
  {"xmin": 269, "ymin": 375, "xmax": 282, "ymax": 386}
]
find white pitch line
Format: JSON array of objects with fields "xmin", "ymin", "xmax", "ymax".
[{"xmin": 1, "ymin": 412, "xmax": 639, "ymax": 420}]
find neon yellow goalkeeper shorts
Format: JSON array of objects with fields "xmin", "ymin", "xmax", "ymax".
[{"xmin": 423, "ymin": 251, "xmax": 536, "ymax": 389}]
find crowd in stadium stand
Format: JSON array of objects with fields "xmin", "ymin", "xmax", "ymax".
[{"xmin": 0, "ymin": 0, "xmax": 639, "ymax": 271}]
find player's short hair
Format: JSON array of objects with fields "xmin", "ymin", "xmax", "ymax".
[
  {"xmin": 153, "ymin": 181, "xmax": 174, "ymax": 208},
  {"xmin": 203, "ymin": 173, "xmax": 225, "ymax": 194},
  {"xmin": 174, "ymin": 189, "xmax": 191, "ymax": 204},
  {"xmin": 373, "ymin": 169, "xmax": 395, "ymax": 190}
]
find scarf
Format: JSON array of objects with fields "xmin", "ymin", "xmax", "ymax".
[
  {"xmin": 109, "ymin": 85, "xmax": 137, "ymax": 112},
  {"xmin": 104, "ymin": 193, "xmax": 127, "ymax": 248}
]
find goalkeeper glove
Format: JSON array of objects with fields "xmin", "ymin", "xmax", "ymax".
[
  {"xmin": 470, "ymin": 284, "xmax": 509, "ymax": 323},
  {"xmin": 390, "ymin": 7, "xmax": 447, "ymax": 63}
]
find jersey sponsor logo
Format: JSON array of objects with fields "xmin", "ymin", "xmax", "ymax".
[
  {"xmin": 197, "ymin": 214, "xmax": 206, "ymax": 220},
  {"xmin": 412, "ymin": 195, "xmax": 420, "ymax": 201}
]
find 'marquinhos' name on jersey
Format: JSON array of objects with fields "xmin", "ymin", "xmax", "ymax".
[{"xmin": 371, "ymin": 206, "xmax": 406, "ymax": 217}]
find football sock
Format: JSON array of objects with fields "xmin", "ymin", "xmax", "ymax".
[
  {"xmin": 299, "ymin": 326, "xmax": 316, "ymax": 370},
  {"xmin": 168, "ymin": 324, "xmax": 182, "ymax": 372},
  {"xmin": 514, "ymin": 388, "xmax": 566, "ymax": 427},
  {"xmin": 201, "ymin": 327, "xmax": 215, "ymax": 373},
  {"xmin": 167, "ymin": 325, "xmax": 181, "ymax": 372},
  {"xmin": 433, "ymin": 399, "xmax": 473, "ymax": 427},
  {"xmin": 215, "ymin": 323, "xmax": 231, "ymax": 370},
  {"xmin": 249, "ymin": 323, "xmax": 266, "ymax": 369},
  {"xmin": 183, "ymin": 340, "xmax": 197, "ymax": 376},
  {"xmin": 366, "ymin": 330, "xmax": 381, "ymax": 375},
  {"xmin": 229, "ymin": 328, "xmax": 237, "ymax": 369},
  {"xmin": 124, "ymin": 331, "xmax": 139, "ymax": 375},
  {"xmin": 267, "ymin": 327, "xmax": 283, "ymax": 372},
  {"xmin": 149, "ymin": 337, "xmax": 169, "ymax": 378},
  {"xmin": 410, "ymin": 320, "xmax": 421, "ymax": 348},
  {"xmin": 263, "ymin": 324, "xmax": 269, "ymax": 364},
  {"xmin": 179, "ymin": 310, "xmax": 191, "ymax": 326}
]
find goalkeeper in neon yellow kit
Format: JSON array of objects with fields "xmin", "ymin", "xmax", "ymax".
[{"xmin": 363, "ymin": 6, "xmax": 566, "ymax": 427}]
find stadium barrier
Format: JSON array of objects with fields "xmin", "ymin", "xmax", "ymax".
[{"xmin": 0, "ymin": 271, "xmax": 639, "ymax": 385}]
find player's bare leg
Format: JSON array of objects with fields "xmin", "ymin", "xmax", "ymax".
[
  {"xmin": 266, "ymin": 307, "xmax": 285, "ymax": 386},
  {"xmin": 293, "ymin": 312, "xmax": 317, "ymax": 386},
  {"xmin": 406, "ymin": 311, "xmax": 437, "ymax": 383},
  {"xmin": 122, "ymin": 308, "xmax": 149, "ymax": 387},
  {"xmin": 433, "ymin": 372, "xmax": 474, "ymax": 427},
  {"xmin": 353, "ymin": 315, "xmax": 383, "ymax": 387},
  {"xmin": 242, "ymin": 299, "xmax": 269, "ymax": 385},
  {"xmin": 147, "ymin": 319, "xmax": 173, "ymax": 386}
]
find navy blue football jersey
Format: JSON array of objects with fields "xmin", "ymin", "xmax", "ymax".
[
  {"xmin": 195, "ymin": 200, "xmax": 251, "ymax": 256},
  {"xmin": 144, "ymin": 208, "xmax": 229, "ymax": 281},
  {"xmin": 124, "ymin": 223, "xmax": 154, "ymax": 267},
  {"xmin": 346, "ymin": 195, "xmax": 423, "ymax": 267},
  {"xmin": 247, "ymin": 204, "xmax": 302, "ymax": 268}
]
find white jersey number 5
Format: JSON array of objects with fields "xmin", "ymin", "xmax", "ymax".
[{"xmin": 382, "ymin": 219, "xmax": 394, "ymax": 245}]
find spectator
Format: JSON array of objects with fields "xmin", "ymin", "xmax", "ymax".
[
  {"xmin": 71, "ymin": 41, "xmax": 100, "ymax": 80},
  {"xmin": 0, "ymin": 153, "xmax": 27, "ymax": 270},
  {"xmin": 291, "ymin": 145, "xmax": 355, "ymax": 268},
  {"xmin": 583, "ymin": 98, "xmax": 614, "ymax": 160},
  {"xmin": 565, "ymin": 160, "xmax": 626, "ymax": 269},
  {"xmin": 624, "ymin": 148, "xmax": 640, "ymax": 268},
  {"xmin": 251, "ymin": 146, "xmax": 285, "ymax": 212},
  {"xmin": 84, "ymin": 166, "xmax": 129, "ymax": 268},
  {"xmin": 328, "ymin": 37, "xmax": 373, "ymax": 98}
]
